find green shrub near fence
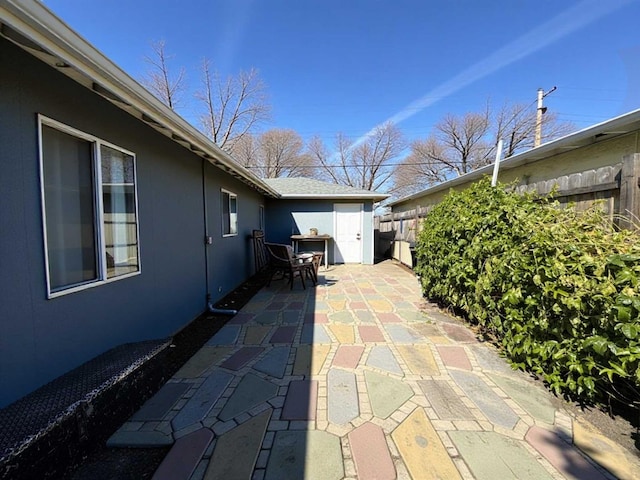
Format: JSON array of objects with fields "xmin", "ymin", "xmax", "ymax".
[{"xmin": 415, "ymin": 178, "xmax": 640, "ymax": 403}]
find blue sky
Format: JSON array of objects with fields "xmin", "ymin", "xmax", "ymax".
[{"xmin": 44, "ymin": 0, "xmax": 640, "ymax": 147}]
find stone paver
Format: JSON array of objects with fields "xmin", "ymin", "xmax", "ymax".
[
  {"xmin": 171, "ymin": 371, "xmax": 233, "ymax": 431},
  {"xmin": 174, "ymin": 346, "xmax": 233, "ymax": 378},
  {"xmin": 269, "ymin": 326, "xmax": 296, "ymax": 343},
  {"xmin": 255, "ymin": 312, "xmax": 279, "ymax": 325},
  {"xmin": 442, "ymin": 323, "xmax": 478, "ymax": 343},
  {"xmin": 282, "ymin": 310, "xmax": 301, "ymax": 324},
  {"xmin": 266, "ymin": 430, "xmax": 343, "ymax": 480},
  {"xmin": 384, "ymin": 324, "xmax": 425, "ymax": 343},
  {"xmin": 218, "ymin": 373, "xmax": 278, "ymax": 421},
  {"xmin": 525, "ymin": 426, "xmax": 608, "ymax": 480},
  {"xmin": 304, "ymin": 312, "xmax": 328, "ymax": 324},
  {"xmin": 332, "ymin": 345, "xmax": 364, "ymax": 369},
  {"xmin": 392, "ymin": 408, "xmax": 461, "ymax": 479},
  {"xmin": 450, "ymin": 370, "xmax": 520, "ymax": 429},
  {"xmin": 282, "ymin": 380, "xmax": 318, "ymax": 420},
  {"xmin": 204, "ymin": 410, "xmax": 271, "ymax": 480},
  {"xmin": 418, "ymin": 379, "xmax": 475, "ymax": 420},
  {"xmin": 206, "ymin": 325, "xmax": 240, "ymax": 345},
  {"xmin": 358, "ymin": 325, "xmax": 385, "ymax": 342},
  {"xmin": 450, "ymin": 431, "xmax": 554, "ymax": 480},
  {"xmin": 109, "ymin": 262, "xmax": 633, "ymax": 480},
  {"xmin": 329, "ymin": 310, "xmax": 355, "ymax": 323},
  {"xmin": 132, "ymin": 383, "xmax": 191, "ymax": 421},
  {"xmin": 292, "ymin": 344, "xmax": 329, "ymax": 376},
  {"xmin": 328, "ymin": 324, "xmax": 355, "ymax": 343},
  {"xmin": 300, "ymin": 324, "xmax": 330, "ymax": 344},
  {"xmin": 469, "ymin": 345, "xmax": 514, "ymax": 374},
  {"xmin": 489, "ymin": 373, "xmax": 556, "ymax": 424},
  {"xmin": 227, "ymin": 312, "xmax": 255, "ymax": 325},
  {"xmin": 253, "ymin": 346, "xmax": 290, "ymax": 378},
  {"xmin": 349, "ymin": 422, "xmax": 395, "ymax": 480},
  {"xmin": 244, "ymin": 326, "xmax": 272, "ymax": 345},
  {"xmin": 220, "ymin": 346, "xmax": 265, "ymax": 370},
  {"xmin": 366, "ymin": 345, "xmax": 403, "ymax": 375},
  {"xmin": 327, "ymin": 369, "xmax": 359, "ymax": 424},
  {"xmin": 397, "ymin": 345, "xmax": 439, "ymax": 376},
  {"xmin": 437, "ymin": 345, "xmax": 472, "ymax": 370},
  {"xmin": 152, "ymin": 428, "xmax": 213, "ymax": 480},
  {"xmin": 107, "ymin": 429, "xmax": 173, "ymax": 448},
  {"xmin": 573, "ymin": 417, "xmax": 640, "ymax": 480}
]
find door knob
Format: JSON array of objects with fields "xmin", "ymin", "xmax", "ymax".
[{"xmin": 356, "ymin": 233, "xmax": 361, "ymax": 240}]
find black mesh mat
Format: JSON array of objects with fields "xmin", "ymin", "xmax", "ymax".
[{"xmin": 0, "ymin": 339, "xmax": 170, "ymax": 462}]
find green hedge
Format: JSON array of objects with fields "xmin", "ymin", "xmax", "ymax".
[{"xmin": 415, "ymin": 178, "xmax": 640, "ymax": 403}]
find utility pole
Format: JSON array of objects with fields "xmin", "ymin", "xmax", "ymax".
[{"xmin": 534, "ymin": 86, "xmax": 557, "ymax": 147}]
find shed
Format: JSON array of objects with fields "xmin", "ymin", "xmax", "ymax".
[{"xmin": 263, "ymin": 178, "xmax": 389, "ymax": 265}]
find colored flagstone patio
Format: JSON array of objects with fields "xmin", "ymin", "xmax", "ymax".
[{"xmin": 108, "ymin": 261, "xmax": 637, "ymax": 479}]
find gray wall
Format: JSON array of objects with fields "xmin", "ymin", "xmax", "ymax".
[
  {"xmin": 204, "ymin": 162, "xmax": 266, "ymax": 296},
  {"xmin": 0, "ymin": 37, "xmax": 265, "ymax": 406},
  {"xmin": 265, "ymin": 199, "xmax": 375, "ymax": 264}
]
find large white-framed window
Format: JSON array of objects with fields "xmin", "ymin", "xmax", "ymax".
[
  {"xmin": 221, "ymin": 189, "xmax": 238, "ymax": 237},
  {"xmin": 39, "ymin": 115, "xmax": 141, "ymax": 298}
]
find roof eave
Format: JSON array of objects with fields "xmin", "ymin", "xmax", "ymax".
[
  {"xmin": 0, "ymin": 0, "xmax": 280, "ymax": 198},
  {"xmin": 278, "ymin": 194, "xmax": 390, "ymax": 201}
]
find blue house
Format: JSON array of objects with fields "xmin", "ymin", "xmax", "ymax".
[{"xmin": 0, "ymin": 0, "xmax": 387, "ymax": 408}]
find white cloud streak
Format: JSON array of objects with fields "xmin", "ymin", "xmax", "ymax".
[{"xmin": 350, "ymin": 0, "xmax": 635, "ymax": 150}]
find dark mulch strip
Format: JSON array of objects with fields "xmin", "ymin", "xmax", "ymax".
[{"xmin": 63, "ymin": 273, "xmax": 269, "ymax": 480}]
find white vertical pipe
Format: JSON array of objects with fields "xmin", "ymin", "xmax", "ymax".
[{"xmin": 491, "ymin": 139, "xmax": 504, "ymax": 187}]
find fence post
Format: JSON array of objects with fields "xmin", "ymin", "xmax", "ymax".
[{"xmin": 619, "ymin": 153, "xmax": 640, "ymax": 230}]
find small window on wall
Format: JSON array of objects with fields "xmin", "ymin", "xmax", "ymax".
[
  {"xmin": 39, "ymin": 116, "xmax": 140, "ymax": 298},
  {"xmin": 222, "ymin": 189, "xmax": 238, "ymax": 236}
]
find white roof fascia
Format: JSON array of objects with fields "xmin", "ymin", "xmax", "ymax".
[
  {"xmin": 0, "ymin": 0, "xmax": 280, "ymax": 198},
  {"xmin": 279, "ymin": 194, "xmax": 390, "ymax": 200},
  {"xmin": 389, "ymin": 107, "xmax": 640, "ymax": 207}
]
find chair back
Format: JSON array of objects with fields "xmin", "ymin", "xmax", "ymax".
[
  {"xmin": 265, "ymin": 243, "xmax": 295, "ymax": 267},
  {"xmin": 252, "ymin": 230, "xmax": 269, "ymax": 273}
]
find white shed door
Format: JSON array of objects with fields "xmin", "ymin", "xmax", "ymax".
[{"xmin": 334, "ymin": 203, "xmax": 363, "ymax": 263}]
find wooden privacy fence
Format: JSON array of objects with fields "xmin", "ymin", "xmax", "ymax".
[{"xmin": 375, "ymin": 153, "xmax": 640, "ymax": 264}]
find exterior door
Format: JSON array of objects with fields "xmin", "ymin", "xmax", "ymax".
[{"xmin": 334, "ymin": 203, "xmax": 363, "ymax": 263}]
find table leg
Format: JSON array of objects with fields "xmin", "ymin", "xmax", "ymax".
[{"xmin": 324, "ymin": 239, "xmax": 328, "ymax": 269}]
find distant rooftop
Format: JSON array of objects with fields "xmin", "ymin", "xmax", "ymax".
[{"xmin": 264, "ymin": 177, "xmax": 389, "ymax": 201}]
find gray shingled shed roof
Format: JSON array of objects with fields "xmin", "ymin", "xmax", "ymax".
[{"xmin": 263, "ymin": 177, "xmax": 389, "ymax": 201}]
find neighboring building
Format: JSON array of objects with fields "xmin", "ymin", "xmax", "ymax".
[
  {"xmin": 383, "ymin": 109, "xmax": 640, "ymax": 266},
  {"xmin": 263, "ymin": 178, "xmax": 388, "ymax": 265},
  {"xmin": 0, "ymin": 1, "xmax": 386, "ymax": 407}
]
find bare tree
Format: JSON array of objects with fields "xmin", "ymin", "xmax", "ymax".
[
  {"xmin": 197, "ymin": 59, "xmax": 270, "ymax": 150},
  {"xmin": 392, "ymin": 102, "xmax": 574, "ymax": 198},
  {"xmin": 230, "ymin": 129, "xmax": 316, "ymax": 178},
  {"xmin": 494, "ymin": 102, "xmax": 574, "ymax": 156},
  {"xmin": 229, "ymin": 133, "xmax": 259, "ymax": 168},
  {"xmin": 141, "ymin": 40, "xmax": 186, "ymax": 110},
  {"xmin": 309, "ymin": 122, "xmax": 406, "ymax": 191}
]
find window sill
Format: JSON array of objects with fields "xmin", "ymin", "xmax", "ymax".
[{"xmin": 48, "ymin": 271, "xmax": 141, "ymax": 299}]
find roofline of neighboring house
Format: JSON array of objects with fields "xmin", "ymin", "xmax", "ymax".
[
  {"xmin": 388, "ymin": 107, "xmax": 640, "ymax": 207},
  {"xmin": 0, "ymin": 0, "xmax": 280, "ymax": 198},
  {"xmin": 277, "ymin": 193, "xmax": 390, "ymax": 201}
]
